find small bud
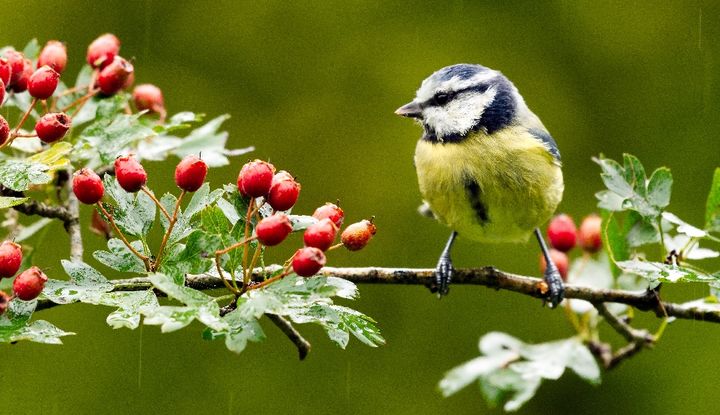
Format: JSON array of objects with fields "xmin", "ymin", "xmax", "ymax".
[
  {"xmin": 539, "ymin": 249, "xmax": 569, "ymax": 282},
  {"xmin": 10, "ymin": 58, "xmax": 33, "ymax": 93},
  {"xmin": 0, "ymin": 57, "xmax": 12, "ymax": 86},
  {"xmin": 13, "ymin": 266, "xmax": 48, "ymax": 301},
  {"xmin": 303, "ymin": 218, "xmax": 338, "ymax": 251},
  {"xmin": 0, "ymin": 241, "xmax": 23, "ymax": 278},
  {"xmin": 97, "ymin": 56, "xmax": 134, "ymax": 96},
  {"xmin": 132, "ymin": 84, "xmax": 165, "ymax": 113},
  {"xmin": 267, "ymin": 171, "xmax": 301, "ymax": 211},
  {"xmin": 0, "ymin": 115, "xmax": 9, "ymax": 146},
  {"xmin": 547, "ymin": 214, "xmax": 577, "ymax": 253},
  {"xmin": 34, "ymin": 112, "xmax": 71, "ymax": 143},
  {"xmin": 38, "ymin": 40, "xmax": 68, "ymax": 74},
  {"xmin": 28, "ymin": 65, "xmax": 60, "ymax": 100},
  {"xmin": 237, "ymin": 160, "xmax": 275, "ymax": 198},
  {"xmin": 255, "ymin": 213, "xmax": 293, "ymax": 246},
  {"xmin": 341, "ymin": 219, "xmax": 377, "ymax": 251},
  {"xmin": 87, "ymin": 33, "xmax": 120, "ymax": 68},
  {"xmin": 312, "ymin": 202, "xmax": 344, "ymax": 228},
  {"xmin": 578, "ymin": 214, "xmax": 603, "ymax": 253},
  {"xmin": 114, "ymin": 155, "xmax": 147, "ymax": 193},
  {"xmin": 174, "ymin": 155, "xmax": 208, "ymax": 192},
  {"xmin": 0, "ymin": 290, "xmax": 9, "ymax": 316},
  {"xmin": 73, "ymin": 168, "xmax": 105, "ymax": 205},
  {"xmin": 292, "ymin": 247, "xmax": 326, "ymax": 277}
]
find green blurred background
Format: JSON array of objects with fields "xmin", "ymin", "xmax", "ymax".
[{"xmin": 1, "ymin": 0, "xmax": 719, "ymax": 413}]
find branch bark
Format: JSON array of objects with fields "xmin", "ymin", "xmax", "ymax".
[{"xmin": 33, "ymin": 266, "xmax": 720, "ymax": 323}]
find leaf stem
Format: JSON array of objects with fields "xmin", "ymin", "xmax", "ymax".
[
  {"xmin": 153, "ymin": 190, "xmax": 185, "ymax": 271},
  {"xmin": 96, "ymin": 202, "xmax": 151, "ymax": 271},
  {"xmin": 140, "ymin": 186, "xmax": 171, "ymax": 221},
  {"xmin": 245, "ymin": 270, "xmax": 291, "ymax": 291},
  {"xmin": 0, "ymin": 98, "xmax": 38, "ymax": 149}
]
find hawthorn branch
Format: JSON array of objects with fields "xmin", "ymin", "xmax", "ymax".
[
  {"xmin": 266, "ymin": 314, "xmax": 311, "ymax": 360},
  {"xmin": 65, "ymin": 171, "xmax": 83, "ymax": 262},
  {"xmin": 590, "ymin": 303, "xmax": 655, "ymax": 369},
  {"xmin": 33, "ymin": 266, "xmax": 720, "ymax": 324}
]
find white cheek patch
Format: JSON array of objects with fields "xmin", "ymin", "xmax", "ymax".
[{"xmin": 422, "ymin": 88, "xmax": 498, "ymax": 139}]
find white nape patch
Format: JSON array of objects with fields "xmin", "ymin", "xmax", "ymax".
[
  {"xmin": 415, "ymin": 70, "xmax": 498, "ymax": 103},
  {"xmin": 422, "ymin": 88, "xmax": 498, "ymax": 139}
]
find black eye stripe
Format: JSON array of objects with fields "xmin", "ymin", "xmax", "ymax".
[{"xmin": 425, "ymin": 84, "xmax": 491, "ymax": 107}]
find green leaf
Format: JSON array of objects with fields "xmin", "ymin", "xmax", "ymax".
[
  {"xmin": 80, "ymin": 112, "xmax": 155, "ymax": 164},
  {"xmin": 22, "ymin": 38, "xmax": 40, "ymax": 59},
  {"xmin": 439, "ymin": 332, "xmax": 600, "ymax": 412},
  {"xmin": 100, "ymin": 290, "xmax": 159, "ymax": 330},
  {"xmin": 706, "ymin": 168, "xmax": 720, "ymax": 232},
  {"xmin": 0, "ymin": 299, "xmax": 73, "ymax": 344},
  {"xmin": 100, "ymin": 176, "xmax": 156, "ymax": 237},
  {"xmin": 289, "ymin": 215, "xmax": 318, "ymax": 231},
  {"xmin": 43, "ymin": 260, "xmax": 114, "ymax": 304},
  {"xmin": 0, "ymin": 196, "xmax": 29, "ymax": 209},
  {"xmin": 93, "ymin": 238, "xmax": 147, "ymax": 273},
  {"xmin": 0, "ymin": 143, "xmax": 71, "ymax": 191},
  {"xmin": 15, "ymin": 217, "xmax": 52, "ymax": 242},
  {"xmin": 662, "ymin": 212, "xmax": 707, "ymax": 238},
  {"xmin": 647, "ymin": 167, "xmax": 672, "ymax": 210},
  {"xmin": 172, "ymin": 114, "xmax": 231, "ymax": 166},
  {"xmin": 142, "ymin": 273, "xmax": 226, "ymax": 332},
  {"xmin": 204, "ymin": 309, "xmax": 266, "ymax": 353},
  {"xmin": 617, "ymin": 259, "xmax": 716, "ymax": 284},
  {"xmin": 153, "ymin": 111, "xmax": 205, "ymax": 134}
]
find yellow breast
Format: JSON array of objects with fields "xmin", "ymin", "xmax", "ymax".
[{"xmin": 414, "ymin": 127, "xmax": 563, "ymax": 243}]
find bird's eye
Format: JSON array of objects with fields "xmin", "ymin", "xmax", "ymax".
[{"xmin": 433, "ymin": 92, "xmax": 450, "ymax": 106}]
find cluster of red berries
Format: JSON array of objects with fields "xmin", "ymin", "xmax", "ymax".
[
  {"xmin": 0, "ymin": 241, "xmax": 48, "ymax": 315},
  {"xmin": 540, "ymin": 213, "xmax": 603, "ymax": 280},
  {"xmin": 73, "ymin": 154, "xmax": 208, "ymax": 204},
  {"xmin": 0, "ymin": 33, "xmax": 166, "ymax": 147},
  {"xmin": 237, "ymin": 160, "xmax": 376, "ymax": 278}
]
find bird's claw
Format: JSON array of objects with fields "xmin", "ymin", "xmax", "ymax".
[
  {"xmin": 434, "ymin": 254, "xmax": 454, "ymax": 297},
  {"xmin": 543, "ymin": 262, "xmax": 565, "ymax": 308}
]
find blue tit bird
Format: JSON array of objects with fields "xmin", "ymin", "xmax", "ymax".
[{"xmin": 395, "ymin": 63, "xmax": 565, "ymax": 307}]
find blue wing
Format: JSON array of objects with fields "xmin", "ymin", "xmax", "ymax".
[{"xmin": 528, "ymin": 128, "xmax": 561, "ymax": 163}]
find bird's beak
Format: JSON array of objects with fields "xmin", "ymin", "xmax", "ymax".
[{"xmin": 395, "ymin": 101, "xmax": 423, "ymax": 119}]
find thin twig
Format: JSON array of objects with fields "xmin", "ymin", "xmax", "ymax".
[
  {"xmin": 96, "ymin": 202, "xmax": 151, "ymax": 270},
  {"xmin": 141, "ymin": 186, "xmax": 171, "ymax": 221},
  {"xmin": 65, "ymin": 169, "xmax": 83, "ymax": 262},
  {"xmin": 266, "ymin": 314, "xmax": 311, "ymax": 360},
  {"xmin": 153, "ymin": 191, "xmax": 185, "ymax": 270}
]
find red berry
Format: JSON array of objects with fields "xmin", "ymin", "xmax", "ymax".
[
  {"xmin": 341, "ymin": 219, "xmax": 377, "ymax": 251},
  {"xmin": 122, "ymin": 71, "xmax": 135, "ymax": 90},
  {"xmin": 0, "ymin": 115, "xmax": 9, "ymax": 146},
  {"xmin": 539, "ymin": 249, "xmax": 569, "ymax": 282},
  {"xmin": 255, "ymin": 213, "xmax": 293, "ymax": 246},
  {"xmin": 97, "ymin": 56, "xmax": 134, "ymax": 96},
  {"xmin": 292, "ymin": 247, "xmax": 326, "ymax": 277},
  {"xmin": 547, "ymin": 214, "xmax": 577, "ymax": 252},
  {"xmin": 133, "ymin": 84, "xmax": 165, "ymax": 113},
  {"xmin": 312, "ymin": 203, "xmax": 344, "ymax": 228},
  {"xmin": 87, "ymin": 33, "xmax": 120, "ymax": 68},
  {"xmin": 72, "ymin": 169, "xmax": 104, "ymax": 205},
  {"xmin": 0, "ymin": 290, "xmax": 9, "ymax": 316},
  {"xmin": 35, "ymin": 112, "xmax": 71, "ymax": 143},
  {"xmin": 304, "ymin": 218, "xmax": 338, "ymax": 251},
  {"xmin": 10, "ymin": 58, "xmax": 32, "ymax": 93},
  {"xmin": 4, "ymin": 50, "xmax": 25, "ymax": 87},
  {"xmin": 237, "ymin": 160, "xmax": 275, "ymax": 198},
  {"xmin": 174, "ymin": 155, "xmax": 208, "ymax": 192},
  {"xmin": 267, "ymin": 171, "xmax": 301, "ymax": 211},
  {"xmin": 578, "ymin": 214, "xmax": 603, "ymax": 253},
  {"xmin": 0, "ymin": 57, "xmax": 12, "ymax": 86},
  {"xmin": 38, "ymin": 40, "xmax": 67, "ymax": 74},
  {"xmin": 114, "ymin": 155, "xmax": 147, "ymax": 193},
  {"xmin": 28, "ymin": 65, "xmax": 60, "ymax": 99},
  {"xmin": 0, "ymin": 241, "xmax": 22, "ymax": 278},
  {"xmin": 13, "ymin": 266, "xmax": 47, "ymax": 301}
]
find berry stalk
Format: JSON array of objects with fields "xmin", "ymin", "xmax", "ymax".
[
  {"xmin": 96, "ymin": 202, "xmax": 151, "ymax": 270},
  {"xmin": 153, "ymin": 190, "xmax": 185, "ymax": 271}
]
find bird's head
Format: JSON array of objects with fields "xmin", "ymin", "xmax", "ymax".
[{"xmin": 395, "ymin": 64, "xmax": 522, "ymax": 143}]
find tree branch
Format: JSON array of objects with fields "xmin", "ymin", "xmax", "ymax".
[
  {"xmin": 32, "ymin": 266, "xmax": 720, "ymax": 324},
  {"xmin": 64, "ymin": 171, "xmax": 83, "ymax": 262},
  {"xmin": 266, "ymin": 314, "xmax": 311, "ymax": 360},
  {"xmin": 590, "ymin": 303, "xmax": 655, "ymax": 369}
]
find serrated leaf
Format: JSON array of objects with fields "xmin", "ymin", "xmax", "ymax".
[
  {"xmin": 171, "ymin": 114, "xmax": 231, "ymax": 166},
  {"xmin": 705, "ymin": 168, "xmax": 720, "ymax": 232},
  {"xmin": 662, "ymin": 212, "xmax": 706, "ymax": 238},
  {"xmin": 0, "ymin": 142, "xmax": 71, "ymax": 191},
  {"xmin": 43, "ymin": 260, "xmax": 114, "ymax": 304},
  {"xmin": 100, "ymin": 290, "xmax": 159, "ymax": 330},
  {"xmin": 100, "ymin": 176, "xmax": 156, "ymax": 237},
  {"xmin": 205, "ymin": 309, "xmax": 266, "ymax": 353},
  {"xmin": 93, "ymin": 238, "xmax": 147, "ymax": 273},
  {"xmin": 440, "ymin": 333, "xmax": 600, "ymax": 411},
  {"xmin": 80, "ymin": 112, "xmax": 155, "ymax": 164},
  {"xmin": 0, "ymin": 298, "xmax": 72, "ymax": 345},
  {"xmin": 153, "ymin": 111, "xmax": 205, "ymax": 134}
]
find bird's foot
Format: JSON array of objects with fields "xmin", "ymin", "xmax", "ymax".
[
  {"xmin": 543, "ymin": 262, "xmax": 565, "ymax": 308},
  {"xmin": 433, "ymin": 254, "xmax": 453, "ymax": 297}
]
